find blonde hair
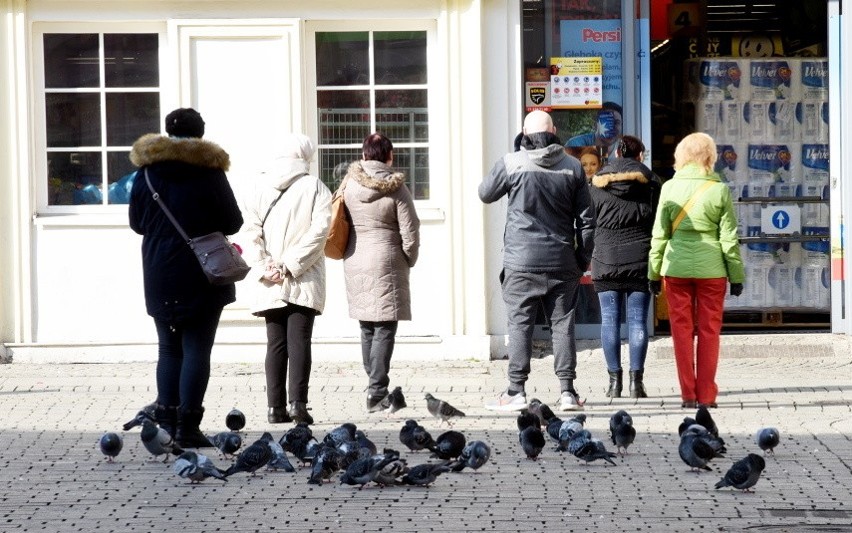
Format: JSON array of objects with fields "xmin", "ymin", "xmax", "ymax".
[{"xmin": 674, "ymin": 132, "xmax": 717, "ymax": 173}]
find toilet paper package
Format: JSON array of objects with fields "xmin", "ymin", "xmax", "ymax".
[
  {"xmin": 798, "ymin": 58, "xmax": 829, "ymax": 101},
  {"xmin": 695, "ymin": 100, "xmax": 721, "ymax": 138},
  {"xmin": 696, "ymin": 58, "xmax": 748, "ymax": 101},
  {"xmin": 714, "ymin": 143, "xmax": 749, "ymax": 184},
  {"xmin": 747, "ymin": 59, "xmax": 794, "ymax": 101},
  {"xmin": 741, "ymin": 182, "xmax": 773, "ymax": 226},
  {"xmin": 796, "ymin": 101, "xmax": 829, "ymax": 143},
  {"xmin": 768, "ymin": 264, "xmax": 799, "ymax": 307},
  {"xmin": 747, "ymin": 144, "xmax": 794, "ymax": 184},
  {"xmin": 798, "ymin": 255, "xmax": 830, "ymax": 309},
  {"xmin": 800, "ymin": 143, "xmax": 829, "ymax": 185},
  {"xmin": 743, "ymin": 101, "xmax": 797, "ymax": 142},
  {"xmin": 744, "ymin": 264, "xmax": 770, "ymax": 308}
]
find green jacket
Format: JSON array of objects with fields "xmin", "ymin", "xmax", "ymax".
[{"xmin": 648, "ymin": 163, "xmax": 745, "ymax": 282}]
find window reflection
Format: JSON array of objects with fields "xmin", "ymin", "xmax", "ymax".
[
  {"xmin": 46, "ymin": 93, "xmax": 101, "ymax": 147},
  {"xmin": 316, "ymin": 32, "xmax": 369, "ymax": 86},
  {"xmin": 374, "ymin": 31, "xmax": 427, "ymax": 84},
  {"xmin": 104, "ymin": 34, "xmax": 159, "ymax": 87},
  {"xmin": 106, "ymin": 93, "xmax": 160, "ymax": 146},
  {"xmin": 47, "ymin": 152, "xmax": 103, "ymax": 205},
  {"xmin": 44, "ymin": 34, "xmax": 99, "ymax": 88}
]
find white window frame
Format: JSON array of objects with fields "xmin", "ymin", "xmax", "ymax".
[
  {"xmin": 304, "ymin": 19, "xmax": 446, "ymax": 216},
  {"xmin": 32, "ymin": 22, "xmax": 168, "ymax": 216}
]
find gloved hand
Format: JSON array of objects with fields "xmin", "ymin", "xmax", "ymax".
[
  {"xmin": 730, "ymin": 282, "xmax": 744, "ymax": 297},
  {"xmin": 648, "ymin": 280, "xmax": 662, "ymax": 295}
]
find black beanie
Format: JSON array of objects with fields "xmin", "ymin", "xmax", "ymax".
[{"xmin": 165, "ymin": 108, "xmax": 205, "ymax": 138}]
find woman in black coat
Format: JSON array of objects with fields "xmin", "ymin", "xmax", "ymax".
[
  {"xmin": 589, "ymin": 135, "xmax": 661, "ymax": 399},
  {"xmin": 128, "ymin": 108, "xmax": 243, "ymax": 448}
]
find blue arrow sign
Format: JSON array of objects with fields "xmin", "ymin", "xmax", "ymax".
[{"xmin": 772, "ymin": 210, "xmax": 790, "ymax": 229}]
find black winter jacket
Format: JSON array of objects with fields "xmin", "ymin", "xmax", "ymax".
[
  {"xmin": 589, "ymin": 157, "xmax": 661, "ymax": 292},
  {"xmin": 129, "ymin": 134, "xmax": 244, "ymax": 324}
]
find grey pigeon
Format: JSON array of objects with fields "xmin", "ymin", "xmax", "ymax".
[
  {"xmin": 140, "ymin": 419, "xmax": 184, "ymax": 462},
  {"xmin": 516, "ymin": 409, "xmax": 541, "ymax": 432},
  {"xmin": 755, "ymin": 427, "xmax": 780, "ymax": 455},
  {"xmin": 429, "ymin": 430, "xmax": 466, "ymax": 460},
  {"xmin": 225, "ymin": 408, "xmax": 246, "ymax": 432},
  {"xmin": 402, "ymin": 462, "xmax": 452, "ymax": 486},
  {"xmin": 519, "ymin": 425, "xmax": 546, "ymax": 460},
  {"xmin": 678, "ymin": 416, "xmax": 698, "ymax": 437},
  {"xmin": 339, "ymin": 452, "xmax": 397, "ymax": 488},
  {"xmin": 679, "ymin": 432, "xmax": 717, "ymax": 472},
  {"xmin": 280, "ymin": 423, "xmax": 319, "ymax": 465},
  {"xmin": 527, "ymin": 398, "xmax": 557, "ymax": 427},
  {"xmin": 355, "ymin": 430, "xmax": 377, "ymax": 456},
  {"xmin": 399, "ymin": 420, "xmax": 435, "ymax": 452},
  {"xmin": 682, "ymin": 424, "xmax": 726, "ymax": 457},
  {"xmin": 99, "ymin": 432, "xmax": 123, "ymax": 462},
  {"xmin": 262, "ymin": 432, "xmax": 295, "ymax": 472},
  {"xmin": 211, "ymin": 431, "xmax": 242, "ymax": 459},
  {"xmin": 608, "ymin": 410, "xmax": 636, "ymax": 455},
  {"xmin": 224, "ymin": 436, "xmax": 272, "ymax": 477},
  {"xmin": 381, "ymin": 386, "xmax": 407, "ymax": 414},
  {"xmin": 450, "ymin": 440, "xmax": 491, "ymax": 472},
  {"xmin": 373, "ymin": 449, "xmax": 409, "ymax": 486},
  {"xmin": 557, "ymin": 414, "xmax": 587, "ymax": 451},
  {"xmin": 569, "ymin": 431, "xmax": 617, "ymax": 466},
  {"xmin": 695, "ymin": 406, "xmax": 719, "ymax": 438},
  {"xmin": 173, "ymin": 450, "xmax": 227, "ymax": 483},
  {"xmin": 307, "ymin": 444, "xmax": 342, "ymax": 485},
  {"xmin": 323, "ymin": 423, "xmax": 358, "ymax": 447},
  {"xmin": 424, "ymin": 393, "xmax": 466, "ymax": 426},
  {"xmin": 122, "ymin": 402, "xmax": 157, "ymax": 431},
  {"xmin": 545, "ymin": 416, "xmax": 564, "ymax": 445},
  {"xmin": 715, "ymin": 454, "xmax": 766, "ymax": 491}
]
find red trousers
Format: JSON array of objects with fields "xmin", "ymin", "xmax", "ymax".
[{"xmin": 663, "ymin": 276, "xmax": 727, "ymax": 405}]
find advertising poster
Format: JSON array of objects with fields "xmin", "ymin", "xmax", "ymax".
[
  {"xmin": 559, "ymin": 19, "xmax": 623, "ymax": 107},
  {"xmin": 549, "ymin": 57, "xmax": 602, "ymax": 109},
  {"xmin": 525, "ymin": 82, "xmax": 552, "ymax": 112}
]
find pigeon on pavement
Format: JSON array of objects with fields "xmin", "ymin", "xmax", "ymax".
[
  {"xmin": 225, "ymin": 408, "xmax": 246, "ymax": 432},
  {"xmin": 399, "ymin": 420, "xmax": 436, "ymax": 452},
  {"xmin": 715, "ymin": 454, "xmax": 766, "ymax": 492},
  {"xmin": 224, "ymin": 436, "xmax": 272, "ymax": 477},
  {"xmin": 527, "ymin": 398, "xmax": 557, "ymax": 427},
  {"xmin": 122, "ymin": 402, "xmax": 157, "ymax": 431},
  {"xmin": 755, "ymin": 427, "xmax": 780, "ymax": 455},
  {"xmin": 449, "ymin": 440, "xmax": 491, "ymax": 472},
  {"xmin": 557, "ymin": 414, "xmax": 587, "ymax": 451},
  {"xmin": 339, "ymin": 452, "xmax": 397, "ymax": 488},
  {"xmin": 695, "ymin": 406, "xmax": 719, "ymax": 438},
  {"xmin": 381, "ymin": 386, "xmax": 408, "ymax": 414},
  {"xmin": 679, "ymin": 432, "xmax": 717, "ymax": 472},
  {"xmin": 140, "ymin": 419, "xmax": 184, "ymax": 462},
  {"xmin": 545, "ymin": 416, "xmax": 564, "ymax": 446},
  {"xmin": 429, "ymin": 430, "xmax": 467, "ymax": 460},
  {"xmin": 681, "ymin": 424, "xmax": 726, "ymax": 458},
  {"xmin": 173, "ymin": 450, "xmax": 227, "ymax": 483},
  {"xmin": 355, "ymin": 430, "xmax": 377, "ymax": 456},
  {"xmin": 373, "ymin": 449, "xmax": 409, "ymax": 486},
  {"xmin": 568, "ymin": 431, "xmax": 617, "ymax": 466},
  {"xmin": 307, "ymin": 444, "xmax": 342, "ymax": 485},
  {"xmin": 262, "ymin": 432, "xmax": 295, "ymax": 472},
  {"xmin": 99, "ymin": 432, "xmax": 123, "ymax": 462},
  {"xmin": 402, "ymin": 462, "xmax": 452, "ymax": 486},
  {"xmin": 424, "ymin": 393, "xmax": 466, "ymax": 426},
  {"xmin": 519, "ymin": 425, "xmax": 546, "ymax": 460},
  {"xmin": 323, "ymin": 423, "xmax": 358, "ymax": 448},
  {"xmin": 211, "ymin": 431, "xmax": 243, "ymax": 459},
  {"xmin": 280, "ymin": 423, "xmax": 319, "ymax": 465},
  {"xmin": 608, "ymin": 410, "xmax": 636, "ymax": 455},
  {"xmin": 516, "ymin": 409, "xmax": 541, "ymax": 432}
]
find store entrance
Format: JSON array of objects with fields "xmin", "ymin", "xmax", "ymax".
[{"xmin": 649, "ymin": 0, "xmax": 831, "ymax": 333}]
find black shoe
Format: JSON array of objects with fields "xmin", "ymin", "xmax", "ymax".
[
  {"xmin": 629, "ymin": 370, "xmax": 648, "ymax": 398},
  {"xmin": 288, "ymin": 401, "xmax": 314, "ymax": 425},
  {"xmin": 367, "ymin": 394, "xmax": 388, "ymax": 413},
  {"xmin": 605, "ymin": 370, "xmax": 623, "ymax": 398},
  {"xmin": 681, "ymin": 400, "xmax": 697, "ymax": 409},
  {"xmin": 697, "ymin": 402, "xmax": 718, "ymax": 409},
  {"xmin": 176, "ymin": 407, "xmax": 214, "ymax": 448},
  {"xmin": 268, "ymin": 406, "xmax": 292, "ymax": 424}
]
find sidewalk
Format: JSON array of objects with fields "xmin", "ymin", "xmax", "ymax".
[{"xmin": 0, "ymin": 333, "xmax": 850, "ymax": 531}]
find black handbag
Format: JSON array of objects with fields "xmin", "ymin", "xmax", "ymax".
[{"xmin": 144, "ymin": 169, "xmax": 250, "ymax": 285}]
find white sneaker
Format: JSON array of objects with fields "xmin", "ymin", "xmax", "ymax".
[
  {"xmin": 559, "ymin": 391, "xmax": 584, "ymax": 411},
  {"xmin": 484, "ymin": 391, "xmax": 528, "ymax": 411}
]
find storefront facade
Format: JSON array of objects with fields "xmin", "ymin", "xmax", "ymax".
[{"xmin": 1, "ymin": 0, "xmax": 850, "ymax": 363}]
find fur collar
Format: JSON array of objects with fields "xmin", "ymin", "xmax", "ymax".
[
  {"xmin": 130, "ymin": 133, "xmax": 230, "ymax": 171},
  {"xmin": 346, "ymin": 161, "xmax": 405, "ymax": 193},
  {"xmin": 591, "ymin": 170, "xmax": 649, "ymax": 188}
]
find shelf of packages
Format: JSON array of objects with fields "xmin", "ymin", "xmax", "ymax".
[
  {"xmin": 734, "ymin": 195, "xmax": 825, "ymax": 204},
  {"xmin": 739, "ymin": 235, "xmax": 829, "ymax": 243},
  {"xmin": 722, "ymin": 308, "xmax": 830, "ymax": 329}
]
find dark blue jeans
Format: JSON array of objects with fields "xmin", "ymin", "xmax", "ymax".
[
  {"xmin": 154, "ymin": 308, "xmax": 223, "ymax": 410},
  {"xmin": 597, "ymin": 290, "xmax": 650, "ymax": 372}
]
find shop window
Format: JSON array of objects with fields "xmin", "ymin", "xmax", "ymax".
[
  {"xmin": 41, "ymin": 32, "xmax": 161, "ymax": 207},
  {"xmin": 315, "ymin": 30, "xmax": 430, "ymax": 199}
]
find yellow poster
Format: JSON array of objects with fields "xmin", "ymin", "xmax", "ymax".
[{"xmin": 549, "ymin": 57, "xmax": 603, "ymax": 109}]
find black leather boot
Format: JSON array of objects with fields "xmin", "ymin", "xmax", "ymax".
[
  {"xmin": 288, "ymin": 401, "xmax": 314, "ymax": 425},
  {"xmin": 154, "ymin": 403, "xmax": 178, "ymax": 438},
  {"xmin": 176, "ymin": 407, "xmax": 214, "ymax": 448},
  {"xmin": 268, "ymin": 406, "xmax": 292, "ymax": 424},
  {"xmin": 605, "ymin": 370, "xmax": 622, "ymax": 398},
  {"xmin": 629, "ymin": 370, "xmax": 648, "ymax": 398}
]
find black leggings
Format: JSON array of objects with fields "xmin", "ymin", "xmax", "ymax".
[{"xmin": 264, "ymin": 304, "xmax": 316, "ymax": 406}]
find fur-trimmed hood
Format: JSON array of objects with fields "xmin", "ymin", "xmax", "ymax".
[
  {"xmin": 345, "ymin": 160, "xmax": 406, "ymax": 202},
  {"xmin": 130, "ymin": 133, "xmax": 230, "ymax": 171},
  {"xmin": 591, "ymin": 170, "xmax": 649, "ymax": 188}
]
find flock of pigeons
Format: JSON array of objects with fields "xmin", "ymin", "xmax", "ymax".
[{"xmin": 98, "ymin": 391, "xmax": 781, "ymax": 493}]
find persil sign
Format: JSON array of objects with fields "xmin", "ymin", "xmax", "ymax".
[{"xmin": 582, "ymin": 27, "xmax": 622, "ymax": 43}]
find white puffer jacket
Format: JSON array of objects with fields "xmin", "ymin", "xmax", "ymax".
[{"xmin": 241, "ymin": 146, "xmax": 332, "ymax": 315}]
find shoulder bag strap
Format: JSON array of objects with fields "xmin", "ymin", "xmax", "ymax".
[
  {"xmin": 671, "ymin": 180, "xmax": 716, "ymax": 233},
  {"xmin": 144, "ymin": 168, "xmax": 191, "ymax": 243},
  {"xmin": 260, "ymin": 172, "xmax": 308, "ymax": 243}
]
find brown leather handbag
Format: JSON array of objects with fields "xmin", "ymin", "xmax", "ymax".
[{"xmin": 324, "ymin": 177, "xmax": 350, "ymax": 259}]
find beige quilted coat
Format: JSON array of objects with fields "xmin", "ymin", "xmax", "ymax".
[{"xmin": 342, "ymin": 160, "xmax": 420, "ymax": 321}]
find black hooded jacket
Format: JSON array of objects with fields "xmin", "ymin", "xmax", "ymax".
[
  {"xmin": 129, "ymin": 134, "xmax": 244, "ymax": 323},
  {"xmin": 588, "ymin": 157, "xmax": 661, "ymax": 292}
]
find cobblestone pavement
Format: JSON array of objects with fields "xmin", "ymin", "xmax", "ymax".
[{"xmin": 0, "ymin": 334, "xmax": 850, "ymax": 532}]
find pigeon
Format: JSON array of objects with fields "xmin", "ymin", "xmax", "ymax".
[
  {"xmin": 568, "ymin": 431, "xmax": 617, "ymax": 466},
  {"xmin": 399, "ymin": 420, "xmax": 436, "ymax": 452},
  {"xmin": 262, "ymin": 432, "xmax": 295, "ymax": 472},
  {"xmin": 715, "ymin": 454, "xmax": 766, "ymax": 492},
  {"xmin": 519, "ymin": 425, "xmax": 546, "ymax": 460},
  {"xmin": 280, "ymin": 423, "xmax": 319, "ymax": 465},
  {"xmin": 323, "ymin": 423, "xmax": 358, "ymax": 447},
  {"xmin": 307, "ymin": 444, "xmax": 342, "ymax": 485},
  {"xmin": 695, "ymin": 406, "xmax": 719, "ymax": 438},
  {"xmin": 678, "ymin": 416, "xmax": 698, "ymax": 437},
  {"xmin": 608, "ymin": 410, "xmax": 636, "ymax": 455},
  {"xmin": 527, "ymin": 398, "xmax": 557, "ymax": 427},
  {"xmin": 429, "ymin": 430, "xmax": 467, "ymax": 460},
  {"xmin": 382, "ymin": 386, "xmax": 408, "ymax": 414},
  {"xmin": 211, "ymin": 431, "xmax": 243, "ymax": 459},
  {"xmin": 355, "ymin": 430, "xmax": 377, "ymax": 456},
  {"xmin": 225, "ymin": 408, "xmax": 246, "ymax": 432},
  {"xmin": 224, "ymin": 436, "xmax": 273, "ymax": 477},
  {"xmin": 424, "ymin": 393, "xmax": 466, "ymax": 426},
  {"xmin": 402, "ymin": 462, "xmax": 452, "ymax": 486},
  {"xmin": 99, "ymin": 432, "xmax": 123, "ymax": 462},
  {"xmin": 122, "ymin": 402, "xmax": 157, "ymax": 431},
  {"xmin": 755, "ymin": 427, "xmax": 780, "ymax": 455},
  {"xmin": 516, "ymin": 409, "xmax": 541, "ymax": 432},
  {"xmin": 140, "ymin": 419, "xmax": 184, "ymax": 462},
  {"xmin": 339, "ymin": 452, "xmax": 397, "ymax": 488},
  {"xmin": 449, "ymin": 440, "xmax": 492, "ymax": 472},
  {"xmin": 337, "ymin": 441, "xmax": 368, "ymax": 470},
  {"xmin": 373, "ymin": 449, "xmax": 409, "ymax": 486},
  {"xmin": 173, "ymin": 450, "xmax": 227, "ymax": 483},
  {"xmin": 679, "ymin": 432, "xmax": 717, "ymax": 472},
  {"xmin": 682, "ymin": 424, "xmax": 726, "ymax": 458},
  {"xmin": 545, "ymin": 416, "xmax": 564, "ymax": 445},
  {"xmin": 557, "ymin": 414, "xmax": 587, "ymax": 452}
]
